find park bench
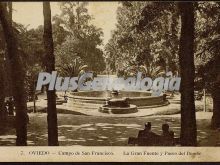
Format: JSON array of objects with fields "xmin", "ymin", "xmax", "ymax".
[{"xmin": 128, "ymin": 136, "xmax": 180, "ymax": 146}]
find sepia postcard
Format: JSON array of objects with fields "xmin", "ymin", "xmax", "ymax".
[{"xmin": 0, "ymin": 1, "xmax": 220, "ymax": 162}]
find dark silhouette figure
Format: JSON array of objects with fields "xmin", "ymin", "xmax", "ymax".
[
  {"xmin": 7, "ymin": 97, "xmax": 14, "ymax": 116},
  {"xmin": 128, "ymin": 123, "xmax": 176, "ymax": 146},
  {"xmin": 138, "ymin": 122, "xmax": 152, "ymax": 137},
  {"xmin": 137, "ymin": 122, "xmax": 160, "ymax": 146},
  {"xmin": 161, "ymin": 124, "xmax": 174, "ymax": 146}
]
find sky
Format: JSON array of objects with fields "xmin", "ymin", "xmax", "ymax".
[{"xmin": 12, "ymin": 2, "xmax": 119, "ymax": 46}]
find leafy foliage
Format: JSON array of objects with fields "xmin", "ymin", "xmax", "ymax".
[
  {"xmin": 105, "ymin": 2, "xmax": 180, "ymax": 78},
  {"xmin": 195, "ymin": 2, "xmax": 220, "ymax": 92},
  {"xmin": 54, "ymin": 2, "xmax": 106, "ymax": 76}
]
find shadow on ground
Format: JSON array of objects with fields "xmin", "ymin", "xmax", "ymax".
[{"xmin": 0, "ymin": 113, "xmax": 219, "ymax": 146}]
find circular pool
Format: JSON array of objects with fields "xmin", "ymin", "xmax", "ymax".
[{"xmin": 67, "ymin": 90, "xmax": 169, "ymax": 111}]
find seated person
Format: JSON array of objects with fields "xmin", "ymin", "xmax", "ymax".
[
  {"xmin": 138, "ymin": 122, "xmax": 152, "ymax": 137},
  {"xmin": 137, "ymin": 122, "xmax": 160, "ymax": 145},
  {"xmin": 161, "ymin": 123, "xmax": 174, "ymax": 146}
]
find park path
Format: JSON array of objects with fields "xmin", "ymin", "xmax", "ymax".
[
  {"xmin": 0, "ymin": 112, "xmax": 218, "ymax": 146},
  {"xmin": 0, "ymin": 93, "xmax": 216, "ymax": 146}
]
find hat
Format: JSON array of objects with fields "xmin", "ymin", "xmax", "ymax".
[
  {"xmin": 80, "ymin": 65, "xmax": 88, "ymax": 70},
  {"xmin": 111, "ymin": 90, "xmax": 119, "ymax": 95},
  {"xmin": 145, "ymin": 122, "xmax": 151, "ymax": 127}
]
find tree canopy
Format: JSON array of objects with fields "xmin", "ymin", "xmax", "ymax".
[{"xmin": 54, "ymin": 2, "xmax": 105, "ymax": 77}]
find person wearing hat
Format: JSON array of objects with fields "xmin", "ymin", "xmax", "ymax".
[
  {"xmin": 161, "ymin": 123, "xmax": 174, "ymax": 146},
  {"xmin": 78, "ymin": 64, "xmax": 94, "ymax": 90},
  {"xmin": 137, "ymin": 122, "xmax": 160, "ymax": 146},
  {"xmin": 78, "ymin": 65, "xmax": 89, "ymax": 81},
  {"xmin": 78, "ymin": 65, "xmax": 88, "ymax": 79},
  {"xmin": 137, "ymin": 122, "xmax": 157, "ymax": 138},
  {"xmin": 80, "ymin": 65, "xmax": 88, "ymax": 70}
]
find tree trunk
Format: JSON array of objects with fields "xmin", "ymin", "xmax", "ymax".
[
  {"xmin": 211, "ymin": 86, "xmax": 220, "ymax": 128},
  {"xmin": 211, "ymin": 54, "xmax": 220, "ymax": 129},
  {"xmin": 0, "ymin": 3, "xmax": 28, "ymax": 146},
  {"xmin": 43, "ymin": 2, "xmax": 59, "ymax": 146},
  {"xmin": 0, "ymin": 63, "xmax": 5, "ymax": 120},
  {"xmin": 7, "ymin": 2, "xmax": 12, "ymax": 25},
  {"xmin": 178, "ymin": 2, "xmax": 197, "ymax": 146},
  {"xmin": 1, "ymin": 2, "xmax": 13, "ymax": 98}
]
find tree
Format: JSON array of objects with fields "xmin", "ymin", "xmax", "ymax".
[
  {"xmin": 43, "ymin": 2, "xmax": 59, "ymax": 146},
  {"xmin": 108, "ymin": 1, "xmax": 197, "ymax": 145},
  {"xmin": 194, "ymin": 2, "xmax": 220, "ymax": 129},
  {"xmin": 0, "ymin": 2, "xmax": 28, "ymax": 146},
  {"xmin": 0, "ymin": 57, "xmax": 5, "ymax": 121},
  {"xmin": 0, "ymin": 9, "xmax": 6, "ymax": 121},
  {"xmin": 8, "ymin": 2, "xmax": 12, "ymax": 24},
  {"xmin": 178, "ymin": 2, "xmax": 197, "ymax": 146},
  {"xmin": 55, "ymin": 38, "xmax": 84, "ymax": 77},
  {"xmin": 16, "ymin": 25, "xmax": 45, "ymax": 101},
  {"xmin": 210, "ymin": 56, "xmax": 220, "ymax": 128},
  {"xmin": 137, "ymin": 2, "xmax": 180, "ymax": 75},
  {"xmin": 105, "ymin": 2, "xmax": 180, "ymax": 77},
  {"xmin": 54, "ymin": 2, "xmax": 105, "ymax": 75}
]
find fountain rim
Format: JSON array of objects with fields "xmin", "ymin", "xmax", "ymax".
[{"xmin": 68, "ymin": 90, "xmax": 163, "ymax": 101}]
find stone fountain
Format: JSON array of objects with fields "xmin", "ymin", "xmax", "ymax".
[
  {"xmin": 68, "ymin": 89, "xmax": 169, "ymax": 113},
  {"xmin": 98, "ymin": 90, "xmax": 138, "ymax": 114}
]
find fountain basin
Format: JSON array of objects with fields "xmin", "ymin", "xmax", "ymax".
[
  {"xmin": 99, "ymin": 104, "xmax": 137, "ymax": 114},
  {"xmin": 67, "ymin": 91, "xmax": 169, "ymax": 110}
]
